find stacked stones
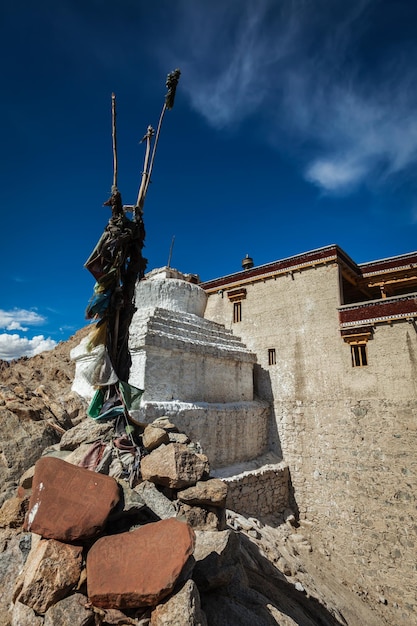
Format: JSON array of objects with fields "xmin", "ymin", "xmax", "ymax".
[{"xmin": 6, "ymin": 416, "xmax": 235, "ymax": 625}]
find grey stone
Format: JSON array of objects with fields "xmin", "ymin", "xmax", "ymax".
[
  {"xmin": 134, "ymin": 481, "xmax": 176, "ymax": 520},
  {"xmin": 59, "ymin": 419, "xmax": 113, "ymax": 451},
  {"xmin": 11, "ymin": 600, "xmax": 44, "ymax": 626},
  {"xmin": 44, "ymin": 593, "xmax": 94, "ymax": 625}
]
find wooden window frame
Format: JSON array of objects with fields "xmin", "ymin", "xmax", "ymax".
[
  {"xmin": 350, "ymin": 342, "xmax": 368, "ymax": 367},
  {"xmin": 268, "ymin": 348, "xmax": 276, "ymax": 365},
  {"xmin": 233, "ymin": 301, "xmax": 242, "ymax": 323}
]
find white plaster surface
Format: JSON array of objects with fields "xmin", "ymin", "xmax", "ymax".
[{"xmin": 129, "ymin": 399, "xmax": 270, "ymax": 468}]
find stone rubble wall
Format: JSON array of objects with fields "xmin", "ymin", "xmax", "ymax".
[{"xmin": 221, "ymin": 464, "xmax": 289, "ymax": 521}]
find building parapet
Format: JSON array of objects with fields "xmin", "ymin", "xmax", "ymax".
[
  {"xmin": 202, "ymin": 245, "xmax": 353, "ymax": 292},
  {"xmin": 338, "ymin": 293, "xmax": 417, "ymax": 328}
]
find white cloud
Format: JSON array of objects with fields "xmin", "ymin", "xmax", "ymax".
[
  {"xmin": 161, "ymin": 0, "xmax": 417, "ymax": 193},
  {"xmin": 0, "ymin": 334, "xmax": 57, "ymax": 361},
  {"xmin": 0, "ymin": 308, "xmax": 46, "ymax": 330}
]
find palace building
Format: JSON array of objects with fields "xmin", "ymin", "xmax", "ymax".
[{"xmin": 201, "ymin": 245, "xmax": 417, "ymax": 610}]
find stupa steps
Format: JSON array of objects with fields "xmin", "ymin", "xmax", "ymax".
[{"xmin": 132, "ymin": 308, "xmax": 252, "ymax": 354}]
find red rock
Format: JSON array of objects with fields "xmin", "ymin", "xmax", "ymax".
[
  {"xmin": 87, "ymin": 518, "xmax": 195, "ymax": 609},
  {"xmin": 24, "ymin": 457, "xmax": 120, "ymax": 542}
]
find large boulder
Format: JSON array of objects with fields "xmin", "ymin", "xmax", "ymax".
[
  {"xmin": 87, "ymin": 518, "xmax": 195, "ymax": 609},
  {"xmin": 24, "ymin": 457, "xmax": 120, "ymax": 542},
  {"xmin": 140, "ymin": 443, "xmax": 209, "ymax": 489},
  {"xmin": 14, "ymin": 537, "xmax": 83, "ymax": 614}
]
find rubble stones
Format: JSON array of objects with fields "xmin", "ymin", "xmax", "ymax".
[
  {"xmin": 150, "ymin": 579, "xmax": 207, "ymax": 626},
  {"xmin": 0, "ymin": 496, "xmax": 28, "ymax": 529},
  {"xmin": 87, "ymin": 518, "xmax": 196, "ymax": 609},
  {"xmin": 177, "ymin": 503, "xmax": 225, "ymax": 531},
  {"xmin": 134, "ymin": 481, "xmax": 176, "ymax": 520},
  {"xmin": 24, "ymin": 457, "xmax": 120, "ymax": 541},
  {"xmin": 11, "ymin": 601, "xmax": 44, "ymax": 626},
  {"xmin": 140, "ymin": 443, "xmax": 209, "ymax": 489},
  {"xmin": 59, "ymin": 419, "xmax": 113, "ymax": 451},
  {"xmin": 14, "ymin": 538, "xmax": 83, "ymax": 614},
  {"xmin": 142, "ymin": 425, "xmax": 170, "ymax": 451},
  {"xmin": 43, "ymin": 592, "xmax": 94, "ymax": 626},
  {"xmin": 193, "ymin": 530, "xmax": 241, "ymax": 591},
  {"xmin": 177, "ymin": 479, "xmax": 228, "ymax": 509}
]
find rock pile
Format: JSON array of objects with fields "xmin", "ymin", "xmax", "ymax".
[{"xmin": 3, "ymin": 413, "xmax": 236, "ymax": 625}]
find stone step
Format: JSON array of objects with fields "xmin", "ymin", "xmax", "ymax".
[
  {"xmin": 132, "ymin": 309, "xmax": 254, "ymax": 360},
  {"xmin": 146, "ymin": 309, "xmax": 245, "ymax": 345}
]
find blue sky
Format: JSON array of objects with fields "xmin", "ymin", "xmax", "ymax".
[{"xmin": 1, "ymin": 0, "xmax": 417, "ymax": 360}]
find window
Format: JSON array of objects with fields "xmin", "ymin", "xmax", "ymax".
[
  {"xmin": 233, "ymin": 301, "xmax": 242, "ymax": 323},
  {"xmin": 268, "ymin": 348, "xmax": 276, "ymax": 365},
  {"xmin": 351, "ymin": 343, "xmax": 367, "ymax": 367}
]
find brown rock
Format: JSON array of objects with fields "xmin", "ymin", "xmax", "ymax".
[
  {"xmin": 177, "ymin": 503, "xmax": 225, "ymax": 531},
  {"xmin": 192, "ymin": 530, "xmax": 241, "ymax": 590},
  {"xmin": 87, "ymin": 518, "xmax": 195, "ymax": 609},
  {"xmin": 0, "ymin": 496, "xmax": 27, "ymax": 529},
  {"xmin": 142, "ymin": 425, "xmax": 170, "ymax": 451},
  {"xmin": 5, "ymin": 400, "xmax": 42, "ymax": 421},
  {"xmin": 19, "ymin": 466, "xmax": 35, "ymax": 489},
  {"xmin": 24, "ymin": 457, "xmax": 120, "ymax": 542},
  {"xmin": 151, "ymin": 579, "xmax": 207, "ymax": 626},
  {"xmin": 15, "ymin": 538, "xmax": 83, "ymax": 614},
  {"xmin": 177, "ymin": 479, "xmax": 227, "ymax": 509},
  {"xmin": 140, "ymin": 444, "xmax": 209, "ymax": 489},
  {"xmin": 167, "ymin": 432, "xmax": 190, "ymax": 445}
]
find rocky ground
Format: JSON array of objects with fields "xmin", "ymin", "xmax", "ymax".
[{"xmin": 0, "ymin": 329, "xmax": 393, "ymax": 625}]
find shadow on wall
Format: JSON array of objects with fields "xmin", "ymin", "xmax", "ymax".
[
  {"xmin": 253, "ymin": 364, "xmax": 300, "ymax": 522},
  {"xmin": 253, "ymin": 363, "xmax": 282, "ymax": 459}
]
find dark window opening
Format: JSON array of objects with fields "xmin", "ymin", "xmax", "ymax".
[
  {"xmin": 351, "ymin": 343, "xmax": 367, "ymax": 367},
  {"xmin": 268, "ymin": 348, "xmax": 276, "ymax": 365},
  {"xmin": 233, "ymin": 301, "xmax": 242, "ymax": 323}
]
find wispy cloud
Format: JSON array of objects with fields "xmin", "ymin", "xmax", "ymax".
[
  {"xmin": 0, "ymin": 334, "xmax": 56, "ymax": 361},
  {"xmin": 0, "ymin": 308, "xmax": 46, "ymax": 331},
  {"xmin": 161, "ymin": 0, "xmax": 417, "ymax": 194}
]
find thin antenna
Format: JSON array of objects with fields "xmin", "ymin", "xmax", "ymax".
[
  {"xmin": 111, "ymin": 93, "xmax": 118, "ymax": 189},
  {"xmin": 167, "ymin": 235, "xmax": 175, "ymax": 267}
]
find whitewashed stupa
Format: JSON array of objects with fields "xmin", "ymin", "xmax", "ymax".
[{"xmin": 72, "ymin": 267, "xmax": 270, "ymax": 469}]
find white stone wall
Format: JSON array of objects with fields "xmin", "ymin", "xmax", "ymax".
[{"xmin": 130, "ymin": 399, "xmax": 270, "ymax": 469}]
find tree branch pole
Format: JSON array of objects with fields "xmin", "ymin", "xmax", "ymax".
[
  {"xmin": 111, "ymin": 93, "xmax": 118, "ymax": 189},
  {"xmin": 143, "ymin": 102, "xmax": 167, "ymax": 199},
  {"xmin": 136, "ymin": 126, "xmax": 154, "ymax": 212}
]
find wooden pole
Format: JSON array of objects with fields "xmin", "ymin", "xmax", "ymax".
[
  {"xmin": 143, "ymin": 102, "xmax": 167, "ymax": 199},
  {"xmin": 111, "ymin": 93, "xmax": 118, "ymax": 189},
  {"xmin": 136, "ymin": 125, "xmax": 154, "ymax": 211}
]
